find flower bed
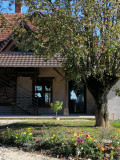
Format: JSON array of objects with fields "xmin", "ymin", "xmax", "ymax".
[{"xmin": 0, "ymin": 127, "xmax": 120, "ymax": 159}]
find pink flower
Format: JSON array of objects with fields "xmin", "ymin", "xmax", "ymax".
[
  {"xmin": 81, "ymin": 139, "xmax": 83, "ymax": 142},
  {"xmin": 77, "ymin": 137, "xmax": 81, "ymax": 142},
  {"xmin": 86, "ymin": 134, "xmax": 88, "ymax": 138},
  {"xmin": 43, "ymin": 123, "xmax": 45, "ymax": 127}
]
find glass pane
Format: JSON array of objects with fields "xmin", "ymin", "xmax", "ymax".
[
  {"xmin": 35, "ymin": 86, "xmax": 42, "ymax": 91},
  {"xmin": 70, "ymin": 90, "xmax": 77, "ymax": 100},
  {"xmin": 45, "ymin": 93, "xmax": 51, "ymax": 104},
  {"xmin": 69, "ymin": 82, "xmax": 85, "ymax": 113},
  {"xmin": 45, "ymin": 85, "xmax": 51, "ymax": 91},
  {"xmin": 45, "ymin": 93, "xmax": 48, "ymax": 103},
  {"xmin": 35, "ymin": 93, "xmax": 42, "ymax": 98}
]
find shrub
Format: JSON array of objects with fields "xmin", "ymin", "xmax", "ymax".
[
  {"xmin": 0, "ymin": 127, "xmax": 33, "ymax": 146},
  {"xmin": 50, "ymin": 101, "xmax": 63, "ymax": 118}
]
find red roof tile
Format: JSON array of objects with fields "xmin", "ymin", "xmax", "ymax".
[
  {"xmin": 0, "ymin": 13, "xmax": 20, "ymax": 41},
  {"xmin": 0, "ymin": 54, "xmax": 62, "ymax": 67}
]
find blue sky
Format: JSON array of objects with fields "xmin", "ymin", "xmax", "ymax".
[{"xmin": 0, "ymin": 0, "xmax": 28, "ymax": 13}]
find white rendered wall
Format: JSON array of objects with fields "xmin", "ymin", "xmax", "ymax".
[{"xmin": 108, "ymin": 81, "xmax": 120, "ymax": 120}]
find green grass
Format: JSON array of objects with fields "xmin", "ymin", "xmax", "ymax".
[
  {"xmin": 110, "ymin": 120, "xmax": 120, "ymax": 128},
  {"xmin": 0, "ymin": 120, "xmax": 120, "ymax": 140}
]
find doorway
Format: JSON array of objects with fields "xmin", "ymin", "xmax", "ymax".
[{"xmin": 69, "ymin": 81, "xmax": 86, "ymax": 114}]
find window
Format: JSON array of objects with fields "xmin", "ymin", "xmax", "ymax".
[{"xmin": 34, "ymin": 78, "xmax": 52, "ymax": 107}]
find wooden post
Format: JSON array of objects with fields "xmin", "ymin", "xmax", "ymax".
[{"xmin": 64, "ymin": 78, "xmax": 69, "ymax": 116}]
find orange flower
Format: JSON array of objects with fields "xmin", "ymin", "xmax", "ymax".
[
  {"xmin": 100, "ymin": 147, "xmax": 104, "ymax": 151},
  {"xmin": 115, "ymin": 135, "xmax": 117, "ymax": 139},
  {"xmin": 98, "ymin": 144, "xmax": 101, "ymax": 147},
  {"xmin": 71, "ymin": 138, "xmax": 73, "ymax": 141},
  {"xmin": 117, "ymin": 129, "xmax": 120, "ymax": 132},
  {"xmin": 74, "ymin": 142, "xmax": 77, "ymax": 146}
]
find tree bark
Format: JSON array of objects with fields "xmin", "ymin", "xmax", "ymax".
[{"xmin": 95, "ymin": 96, "xmax": 109, "ymax": 127}]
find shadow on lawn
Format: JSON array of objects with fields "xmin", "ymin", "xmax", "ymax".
[{"xmin": 0, "ymin": 122, "xmax": 95, "ymax": 131}]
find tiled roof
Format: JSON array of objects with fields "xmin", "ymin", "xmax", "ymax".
[
  {"xmin": 0, "ymin": 14, "xmax": 62, "ymax": 68},
  {"xmin": 0, "ymin": 13, "xmax": 16, "ymax": 41},
  {"xmin": 0, "ymin": 53, "xmax": 62, "ymax": 67},
  {"xmin": 0, "ymin": 13, "xmax": 27, "ymax": 41},
  {"xmin": 0, "ymin": 13, "xmax": 34, "ymax": 51}
]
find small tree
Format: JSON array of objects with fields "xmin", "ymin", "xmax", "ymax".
[{"xmin": 50, "ymin": 101, "xmax": 63, "ymax": 118}]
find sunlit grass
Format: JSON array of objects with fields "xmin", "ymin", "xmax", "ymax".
[{"xmin": 1, "ymin": 120, "xmax": 119, "ymax": 140}]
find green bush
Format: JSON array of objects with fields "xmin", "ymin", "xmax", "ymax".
[
  {"xmin": 0, "ymin": 127, "xmax": 33, "ymax": 146},
  {"xmin": 50, "ymin": 101, "xmax": 63, "ymax": 118}
]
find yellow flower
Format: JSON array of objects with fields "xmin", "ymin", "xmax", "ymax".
[
  {"xmin": 53, "ymin": 134, "xmax": 55, "ymax": 137},
  {"xmin": 71, "ymin": 138, "xmax": 73, "ymax": 141},
  {"xmin": 88, "ymin": 137, "xmax": 93, "ymax": 141},
  {"xmin": 23, "ymin": 132, "xmax": 26, "ymax": 135},
  {"xmin": 28, "ymin": 128, "xmax": 31, "ymax": 130},
  {"xmin": 73, "ymin": 133, "xmax": 77, "ymax": 138},
  {"xmin": 74, "ymin": 142, "xmax": 77, "ymax": 146},
  {"xmin": 29, "ymin": 133, "xmax": 32, "ymax": 136},
  {"xmin": 1, "ymin": 132, "xmax": 4, "ymax": 135},
  {"xmin": 62, "ymin": 143, "xmax": 64, "ymax": 145},
  {"xmin": 45, "ymin": 138, "xmax": 48, "ymax": 141},
  {"xmin": 100, "ymin": 147, "xmax": 104, "ymax": 151},
  {"xmin": 115, "ymin": 135, "xmax": 117, "ymax": 139},
  {"xmin": 16, "ymin": 129, "xmax": 18, "ymax": 132},
  {"xmin": 98, "ymin": 144, "xmax": 101, "ymax": 147}
]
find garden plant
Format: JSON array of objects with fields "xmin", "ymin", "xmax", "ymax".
[
  {"xmin": 50, "ymin": 101, "xmax": 63, "ymax": 119},
  {"xmin": 0, "ymin": 120, "xmax": 120, "ymax": 159}
]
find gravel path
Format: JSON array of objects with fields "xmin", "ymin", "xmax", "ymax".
[
  {"xmin": 0, "ymin": 120, "xmax": 60, "ymax": 160},
  {"xmin": 0, "ymin": 146, "xmax": 59, "ymax": 160}
]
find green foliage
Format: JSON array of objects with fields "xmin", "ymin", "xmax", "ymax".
[
  {"xmin": 0, "ymin": 127, "xmax": 33, "ymax": 146},
  {"xmin": 38, "ymin": 131, "xmax": 65, "ymax": 149},
  {"xmin": 113, "ymin": 86, "xmax": 120, "ymax": 97},
  {"xmin": 50, "ymin": 101, "xmax": 63, "ymax": 117},
  {"xmin": 50, "ymin": 101, "xmax": 63, "ymax": 112},
  {"xmin": 1, "ymin": 0, "xmax": 119, "ymax": 81}
]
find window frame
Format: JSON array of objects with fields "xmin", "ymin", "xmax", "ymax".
[{"xmin": 34, "ymin": 77, "xmax": 53, "ymax": 107}]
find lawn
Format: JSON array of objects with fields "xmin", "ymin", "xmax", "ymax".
[{"xmin": 0, "ymin": 120, "xmax": 120, "ymax": 159}]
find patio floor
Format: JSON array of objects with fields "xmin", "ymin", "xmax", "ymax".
[{"xmin": 0, "ymin": 115, "xmax": 95, "ymax": 120}]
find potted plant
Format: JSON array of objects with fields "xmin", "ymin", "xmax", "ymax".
[{"xmin": 50, "ymin": 101, "xmax": 63, "ymax": 120}]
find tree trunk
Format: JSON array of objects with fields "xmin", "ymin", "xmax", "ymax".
[
  {"xmin": 95, "ymin": 102, "xmax": 109, "ymax": 127},
  {"xmin": 94, "ymin": 94, "xmax": 109, "ymax": 127},
  {"xmin": 86, "ymin": 75, "xmax": 118, "ymax": 127},
  {"xmin": 56, "ymin": 111, "xmax": 57, "ymax": 118}
]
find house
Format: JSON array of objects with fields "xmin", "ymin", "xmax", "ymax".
[{"xmin": 0, "ymin": 1, "xmax": 119, "ymax": 120}]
